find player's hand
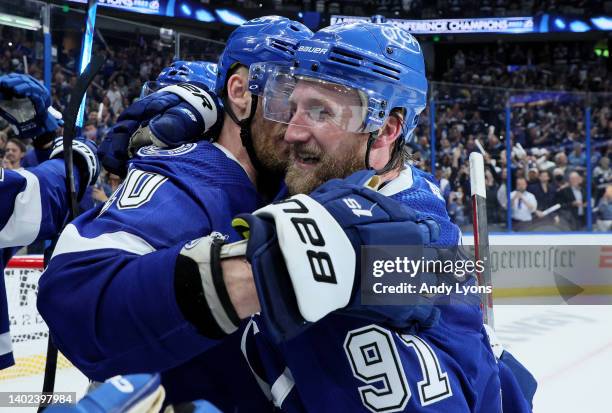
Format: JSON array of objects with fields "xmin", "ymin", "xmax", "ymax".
[
  {"xmin": 234, "ymin": 170, "xmax": 441, "ymax": 342},
  {"xmin": 0, "ymin": 73, "xmax": 61, "ymax": 144},
  {"xmin": 92, "ymin": 187, "xmax": 109, "ymax": 203},
  {"xmin": 99, "ymin": 81, "xmax": 223, "ymax": 178},
  {"xmin": 50, "ymin": 137, "xmax": 100, "ymax": 200}
]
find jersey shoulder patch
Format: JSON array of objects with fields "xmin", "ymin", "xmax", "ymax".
[{"xmin": 136, "ymin": 143, "xmax": 197, "ymax": 157}]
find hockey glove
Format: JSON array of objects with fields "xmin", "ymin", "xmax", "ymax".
[
  {"xmin": 99, "ymin": 81, "xmax": 223, "ymax": 177},
  {"xmin": 45, "ymin": 374, "xmax": 165, "ymax": 413},
  {"xmin": 0, "ymin": 73, "xmax": 62, "ymax": 144},
  {"xmin": 50, "ymin": 137, "xmax": 100, "ymax": 200},
  {"xmin": 175, "ymin": 233, "xmax": 249, "ymax": 337},
  {"xmin": 234, "ymin": 170, "xmax": 441, "ymax": 342}
]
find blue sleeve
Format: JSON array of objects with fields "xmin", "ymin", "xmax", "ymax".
[
  {"xmin": 0, "ymin": 160, "xmax": 80, "ymax": 248},
  {"xmin": 37, "ymin": 168, "xmax": 236, "ymax": 381}
]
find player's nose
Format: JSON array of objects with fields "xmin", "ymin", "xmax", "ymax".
[{"xmin": 284, "ymin": 122, "xmax": 311, "ymax": 144}]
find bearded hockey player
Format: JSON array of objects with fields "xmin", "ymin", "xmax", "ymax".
[
  {"xmin": 38, "ymin": 16, "xmax": 315, "ymax": 411},
  {"xmin": 239, "ymin": 20, "xmax": 535, "ymax": 412}
]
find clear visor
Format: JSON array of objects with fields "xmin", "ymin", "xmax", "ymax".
[
  {"xmin": 262, "ymin": 66, "xmax": 375, "ymax": 134},
  {"xmin": 140, "ymin": 81, "xmax": 166, "ymax": 98}
]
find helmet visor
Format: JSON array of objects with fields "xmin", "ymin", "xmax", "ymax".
[
  {"xmin": 140, "ymin": 81, "xmax": 166, "ymax": 98},
  {"xmin": 262, "ymin": 66, "xmax": 375, "ymax": 133}
]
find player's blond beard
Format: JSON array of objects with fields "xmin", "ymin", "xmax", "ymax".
[
  {"xmin": 285, "ymin": 136, "xmax": 367, "ymax": 195},
  {"xmin": 251, "ymin": 102, "xmax": 289, "ymax": 174}
]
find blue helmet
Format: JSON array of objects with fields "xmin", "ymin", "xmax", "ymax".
[
  {"xmin": 256, "ymin": 21, "xmax": 427, "ymax": 143},
  {"xmin": 215, "ymin": 16, "xmax": 313, "ymax": 95},
  {"xmin": 141, "ymin": 60, "xmax": 218, "ymax": 97}
]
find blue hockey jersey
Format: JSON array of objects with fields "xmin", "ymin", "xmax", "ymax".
[
  {"xmin": 38, "ymin": 141, "xmax": 274, "ymax": 412},
  {"xmin": 0, "ymin": 160, "xmax": 81, "ymax": 368}
]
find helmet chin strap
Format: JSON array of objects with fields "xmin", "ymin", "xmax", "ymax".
[{"xmin": 224, "ymin": 94, "xmax": 262, "ymax": 172}]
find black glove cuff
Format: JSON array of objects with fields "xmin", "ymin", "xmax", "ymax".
[
  {"xmin": 210, "ymin": 239, "xmax": 241, "ymax": 328},
  {"xmin": 174, "ymin": 254, "xmax": 228, "ymax": 339}
]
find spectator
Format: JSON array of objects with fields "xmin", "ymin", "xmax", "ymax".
[
  {"xmin": 435, "ymin": 168, "xmax": 452, "ymax": 200},
  {"xmin": 485, "ymin": 169, "xmax": 503, "ymax": 224},
  {"xmin": 554, "ymin": 152, "xmax": 569, "ymax": 176},
  {"xmin": 417, "ymin": 136, "xmax": 431, "ymax": 164},
  {"xmin": 526, "ymin": 167, "xmax": 539, "ymax": 185},
  {"xmin": 105, "ymin": 80, "xmax": 124, "ymax": 115},
  {"xmin": 497, "ymin": 168, "xmax": 509, "ymax": 213},
  {"xmin": 595, "ymin": 185, "xmax": 612, "ymax": 232},
  {"xmin": 568, "ymin": 143, "xmax": 586, "ymax": 169},
  {"xmin": 510, "ymin": 177, "xmax": 538, "ymax": 229},
  {"xmin": 593, "ymin": 157, "xmax": 611, "ymax": 197},
  {"xmin": 3, "ymin": 138, "xmax": 26, "ymax": 169},
  {"xmin": 0, "ymin": 130, "xmax": 7, "ymax": 157},
  {"xmin": 556, "ymin": 171, "xmax": 588, "ymax": 230},
  {"xmin": 83, "ymin": 120, "xmax": 99, "ymax": 143},
  {"xmin": 552, "ymin": 167, "xmax": 565, "ymax": 188},
  {"xmin": 448, "ymin": 189, "xmax": 468, "ymax": 227},
  {"xmin": 92, "ymin": 172, "xmax": 122, "ymax": 206},
  {"xmin": 530, "ymin": 170, "xmax": 557, "ymax": 214}
]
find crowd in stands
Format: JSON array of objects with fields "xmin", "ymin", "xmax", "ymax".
[
  {"xmin": 1, "ymin": 24, "xmax": 610, "ymax": 232},
  {"xmin": 413, "ymin": 43, "xmax": 611, "ymax": 231}
]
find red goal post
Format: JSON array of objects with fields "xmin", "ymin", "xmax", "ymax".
[{"xmin": 1, "ymin": 255, "xmax": 74, "ymax": 383}]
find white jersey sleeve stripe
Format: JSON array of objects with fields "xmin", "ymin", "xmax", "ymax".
[
  {"xmin": 0, "ymin": 169, "xmax": 42, "ymax": 248},
  {"xmin": 271, "ymin": 367, "xmax": 295, "ymax": 408},
  {"xmin": 51, "ymin": 224, "xmax": 156, "ymax": 259}
]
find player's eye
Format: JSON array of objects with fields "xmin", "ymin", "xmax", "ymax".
[{"xmin": 307, "ymin": 105, "xmax": 333, "ymax": 122}]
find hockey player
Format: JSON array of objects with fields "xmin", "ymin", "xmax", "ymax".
[
  {"xmin": 38, "ymin": 16, "xmax": 316, "ymax": 411},
  {"xmin": 99, "ymin": 60, "xmax": 221, "ymax": 178},
  {"xmin": 0, "ymin": 73, "xmax": 99, "ymax": 369},
  {"xmin": 240, "ymin": 21, "xmax": 536, "ymax": 412}
]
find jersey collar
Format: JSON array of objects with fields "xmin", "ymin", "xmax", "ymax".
[
  {"xmin": 213, "ymin": 142, "xmax": 249, "ymax": 176},
  {"xmin": 377, "ymin": 166, "xmax": 414, "ymax": 197}
]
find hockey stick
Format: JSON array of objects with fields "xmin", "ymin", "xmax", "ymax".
[
  {"xmin": 39, "ymin": 54, "xmax": 105, "ymax": 412},
  {"xmin": 61, "ymin": 54, "xmax": 105, "ymax": 219},
  {"xmin": 469, "ymin": 152, "xmax": 494, "ymax": 327}
]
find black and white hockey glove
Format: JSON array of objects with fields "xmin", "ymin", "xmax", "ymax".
[
  {"xmin": 49, "ymin": 137, "xmax": 100, "ymax": 200},
  {"xmin": 174, "ymin": 233, "xmax": 247, "ymax": 337}
]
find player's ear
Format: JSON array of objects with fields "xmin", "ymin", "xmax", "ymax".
[
  {"xmin": 226, "ymin": 67, "xmax": 252, "ymax": 118},
  {"xmin": 371, "ymin": 111, "xmax": 403, "ymax": 150}
]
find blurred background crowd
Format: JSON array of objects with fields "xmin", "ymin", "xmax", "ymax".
[{"xmin": 0, "ymin": 0, "xmax": 610, "ymax": 234}]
